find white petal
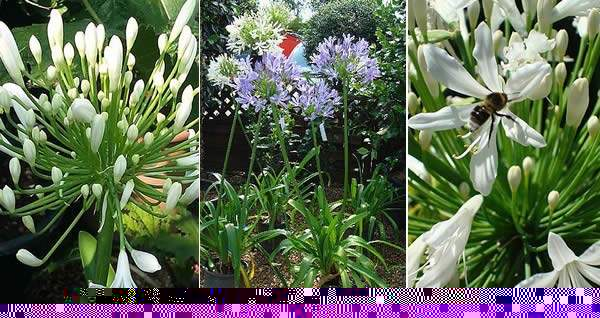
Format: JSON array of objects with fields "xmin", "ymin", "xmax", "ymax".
[
  {"xmin": 130, "ymin": 249, "xmax": 161, "ymax": 273},
  {"xmin": 406, "ymin": 235, "xmax": 427, "ymax": 287},
  {"xmin": 88, "ymin": 281, "xmax": 106, "ymax": 288},
  {"xmin": 504, "ymin": 62, "xmax": 551, "ymax": 101},
  {"xmin": 515, "ymin": 270, "xmax": 559, "ymax": 287},
  {"xmin": 577, "ymin": 262, "xmax": 600, "ymax": 285},
  {"xmin": 495, "ymin": 0, "xmax": 527, "ymax": 35},
  {"xmin": 547, "ymin": 232, "xmax": 578, "ymax": 271},
  {"xmin": 110, "ymin": 249, "xmax": 137, "ymax": 288},
  {"xmin": 557, "ymin": 268, "xmax": 573, "ymax": 287},
  {"xmin": 423, "ymin": 194, "xmax": 483, "ymax": 248},
  {"xmin": 500, "ymin": 110, "xmax": 547, "ymax": 148},
  {"xmin": 407, "ymin": 154, "xmax": 431, "ymax": 183},
  {"xmin": 473, "ymin": 22, "xmax": 503, "ymax": 92},
  {"xmin": 16, "ymin": 249, "xmax": 43, "ymax": 267},
  {"xmin": 490, "ymin": 5, "xmax": 506, "ymax": 32},
  {"xmin": 566, "ymin": 263, "xmax": 592, "ymax": 287},
  {"xmin": 408, "ymin": 104, "xmax": 475, "ymax": 131},
  {"xmin": 469, "ymin": 121, "xmax": 499, "ymax": 196},
  {"xmin": 422, "ymin": 44, "xmax": 491, "ymax": 99},
  {"xmin": 579, "ymin": 240, "xmax": 600, "ymax": 265},
  {"xmin": 552, "ymin": 0, "xmax": 600, "ymax": 23}
]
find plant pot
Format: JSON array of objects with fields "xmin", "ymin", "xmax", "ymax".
[
  {"xmin": 203, "ymin": 268, "xmax": 235, "ymax": 288},
  {"xmin": 257, "ymin": 219, "xmax": 285, "ymax": 254}
]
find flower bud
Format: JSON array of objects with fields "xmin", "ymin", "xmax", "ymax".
[
  {"xmin": 90, "ymin": 113, "xmax": 106, "ymax": 153},
  {"xmin": 165, "ymin": 182, "xmax": 182, "ymax": 211},
  {"xmin": 81, "ymin": 80, "xmax": 90, "ymax": 96},
  {"xmin": 529, "ymin": 73, "xmax": 552, "ymax": 100},
  {"xmin": 97, "ymin": 90, "xmax": 105, "ymax": 101},
  {"xmin": 143, "ymin": 132, "xmax": 154, "ymax": 146},
  {"xmin": 101, "ymin": 98, "xmax": 110, "ymax": 110},
  {"xmin": 3, "ymin": 185, "xmax": 14, "ymax": 212},
  {"xmin": 29, "ymin": 35, "xmax": 42, "ymax": 64},
  {"xmin": 163, "ymin": 178, "xmax": 172, "ymax": 193},
  {"xmin": 48, "ymin": 10, "xmax": 64, "ymax": 67},
  {"xmin": 0, "ymin": 22, "xmax": 25, "ymax": 86},
  {"xmin": 179, "ymin": 179, "xmax": 199, "ymax": 205},
  {"xmin": 587, "ymin": 115, "xmax": 600, "ymax": 137},
  {"xmin": 75, "ymin": 31, "xmax": 85, "ymax": 56},
  {"xmin": 120, "ymin": 179, "xmax": 135, "ymax": 210},
  {"xmin": 459, "ymin": 182, "xmax": 470, "ymax": 199},
  {"xmin": 96, "ymin": 24, "xmax": 105, "ymax": 51},
  {"xmin": 548, "ymin": 190, "xmax": 559, "ymax": 211},
  {"xmin": 126, "ymin": 18, "xmax": 138, "ymax": 51},
  {"xmin": 9, "ymin": 157, "xmax": 20, "ymax": 185},
  {"xmin": 467, "ymin": 1, "xmax": 480, "ymax": 29},
  {"xmin": 169, "ymin": 78, "xmax": 181, "ymax": 96},
  {"xmin": 131, "ymin": 154, "xmax": 140, "ymax": 165},
  {"xmin": 127, "ymin": 53, "xmax": 136, "ymax": 71},
  {"xmin": 174, "ymin": 102, "xmax": 191, "ymax": 131},
  {"xmin": 417, "ymin": 45, "xmax": 439, "ymax": 97},
  {"xmin": 107, "ymin": 36, "xmax": 123, "ymax": 92},
  {"xmin": 23, "ymin": 138, "xmax": 36, "ymax": 165},
  {"xmin": 407, "ymin": 92, "xmax": 419, "ymax": 115},
  {"xmin": 589, "ymin": 9, "xmax": 600, "ymax": 39},
  {"xmin": 126, "ymin": 124, "xmax": 138, "ymax": 142},
  {"xmin": 493, "ymin": 30, "xmax": 505, "ymax": 56},
  {"xmin": 522, "ymin": 157, "xmax": 535, "ymax": 176},
  {"xmin": 566, "ymin": 78, "xmax": 589, "ymax": 127},
  {"xmin": 411, "ymin": 0, "xmax": 427, "ymax": 35},
  {"xmin": 157, "ymin": 113, "xmax": 165, "ymax": 124},
  {"xmin": 92, "ymin": 183, "xmax": 103, "ymax": 199},
  {"xmin": 47, "ymin": 66, "xmax": 57, "ymax": 81},
  {"xmin": 168, "ymin": 0, "xmax": 196, "ymax": 43},
  {"xmin": 158, "ymin": 34, "xmax": 168, "ymax": 53},
  {"xmin": 113, "ymin": 155, "xmax": 127, "ymax": 183},
  {"xmin": 80, "ymin": 184, "xmax": 90, "ymax": 198},
  {"xmin": 64, "ymin": 43, "xmax": 75, "ymax": 65},
  {"xmin": 507, "ymin": 165, "xmax": 522, "ymax": 193},
  {"xmin": 554, "ymin": 29, "xmax": 568, "ymax": 60},
  {"xmin": 555, "ymin": 63, "xmax": 567, "ymax": 88},
  {"xmin": 16, "ymin": 249, "xmax": 43, "ymax": 267},
  {"xmin": 70, "ymin": 98, "xmax": 96, "ymax": 123},
  {"xmin": 418, "ymin": 130, "xmax": 432, "ymax": 150},
  {"xmin": 39, "ymin": 130, "xmax": 47, "ymax": 144},
  {"xmin": 537, "ymin": 0, "xmax": 553, "ymax": 34},
  {"xmin": 51, "ymin": 166, "xmax": 63, "ymax": 184},
  {"xmin": 22, "ymin": 215, "xmax": 35, "ymax": 233}
]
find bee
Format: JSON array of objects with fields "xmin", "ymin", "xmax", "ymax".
[{"xmin": 470, "ymin": 92, "xmax": 509, "ymax": 132}]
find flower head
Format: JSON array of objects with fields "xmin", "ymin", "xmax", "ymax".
[
  {"xmin": 233, "ymin": 52, "xmax": 301, "ymax": 112},
  {"xmin": 407, "ymin": 23, "xmax": 549, "ymax": 195},
  {"xmin": 226, "ymin": 13, "xmax": 284, "ymax": 55},
  {"xmin": 311, "ymin": 34, "xmax": 380, "ymax": 84},
  {"xmin": 207, "ymin": 54, "xmax": 250, "ymax": 88},
  {"xmin": 291, "ymin": 79, "xmax": 340, "ymax": 121}
]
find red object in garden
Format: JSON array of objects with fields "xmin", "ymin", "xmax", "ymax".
[{"xmin": 279, "ymin": 33, "xmax": 301, "ymax": 57}]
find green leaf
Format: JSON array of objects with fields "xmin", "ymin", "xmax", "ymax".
[{"xmin": 78, "ymin": 230, "xmax": 97, "ymax": 282}]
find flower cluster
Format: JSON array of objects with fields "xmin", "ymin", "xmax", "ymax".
[
  {"xmin": 311, "ymin": 34, "xmax": 381, "ymax": 84},
  {"xmin": 0, "ymin": 0, "xmax": 199, "ymax": 288},
  {"xmin": 206, "ymin": 54, "xmax": 250, "ymax": 88},
  {"xmin": 233, "ymin": 52, "xmax": 301, "ymax": 112},
  {"xmin": 291, "ymin": 79, "xmax": 340, "ymax": 121},
  {"xmin": 226, "ymin": 13, "xmax": 285, "ymax": 55},
  {"xmin": 408, "ymin": 0, "xmax": 600, "ymax": 288}
]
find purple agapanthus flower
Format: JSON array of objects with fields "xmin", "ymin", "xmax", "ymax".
[
  {"xmin": 233, "ymin": 52, "xmax": 302, "ymax": 112},
  {"xmin": 291, "ymin": 79, "xmax": 340, "ymax": 122},
  {"xmin": 311, "ymin": 34, "xmax": 380, "ymax": 84}
]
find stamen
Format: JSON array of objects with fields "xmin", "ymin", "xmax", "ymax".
[{"xmin": 453, "ymin": 136, "xmax": 482, "ymax": 159}]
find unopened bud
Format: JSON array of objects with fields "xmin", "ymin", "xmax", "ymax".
[
  {"xmin": 566, "ymin": 78, "xmax": 590, "ymax": 127},
  {"xmin": 418, "ymin": 130, "xmax": 432, "ymax": 151},
  {"xmin": 522, "ymin": 157, "xmax": 535, "ymax": 176},
  {"xmin": 407, "ymin": 92, "xmax": 419, "ymax": 115},
  {"xmin": 587, "ymin": 115, "xmax": 600, "ymax": 137},
  {"xmin": 555, "ymin": 63, "xmax": 567, "ymax": 88},
  {"xmin": 554, "ymin": 29, "xmax": 568, "ymax": 60},
  {"xmin": 589, "ymin": 9, "xmax": 600, "ymax": 39},
  {"xmin": 547, "ymin": 190, "xmax": 559, "ymax": 211},
  {"xmin": 508, "ymin": 165, "xmax": 522, "ymax": 193}
]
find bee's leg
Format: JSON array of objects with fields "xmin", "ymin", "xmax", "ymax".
[
  {"xmin": 487, "ymin": 114, "xmax": 495, "ymax": 147},
  {"xmin": 496, "ymin": 112, "xmax": 517, "ymax": 123}
]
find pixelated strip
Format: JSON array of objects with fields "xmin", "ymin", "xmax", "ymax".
[{"xmin": 3, "ymin": 303, "xmax": 600, "ymax": 318}]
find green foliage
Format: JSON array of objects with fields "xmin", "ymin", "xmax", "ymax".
[
  {"xmin": 301, "ymin": 0, "xmax": 378, "ymax": 57},
  {"xmin": 123, "ymin": 204, "xmax": 170, "ymax": 239},
  {"xmin": 277, "ymin": 186, "xmax": 395, "ymax": 287}
]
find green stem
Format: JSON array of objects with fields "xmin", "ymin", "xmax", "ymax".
[
  {"xmin": 311, "ymin": 121, "xmax": 325, "ymax": 188},
  {"xmin": 342, "ymin": 80, "xmax": 350, "ymax": 211},
  {"xmin": 81, "ymin": 0, "xmax": 103, "ymax": 25},
  {"xmin": 222, "ymin": 103, "xmax": 241, "ymax": 179},
  {"xmin": 94, "ymin": 187, "xmax": 115, "ymax": 285}
]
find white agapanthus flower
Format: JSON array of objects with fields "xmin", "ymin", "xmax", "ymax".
[
  {"xmin": 516, "ymin": 232, "xmax": 600, "ymax": 287},
  {"xmin": 428, "ymin": 0, "xmax": 476, "ymax": 25},
  {"xmin": 226, "ymin": 13, "xmax": 284, "ymax": 55},
  {"xmin": 408, "ymin": 23, "xmax": 550, "ymax": 195},
  {"xmin": 407, "ymin": 195, "xmax": 484, "ymax": 287},
  {"xmin": 207, "ymin": 54, "xmax": 249, "ymax": 88},
  {"xmin": 110, "ymin": 249, "xmax": 137, "ymax": 288},
  {"xmin": 503, "ymin": 30, "xmax": 555, "ymax": 72}
]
